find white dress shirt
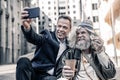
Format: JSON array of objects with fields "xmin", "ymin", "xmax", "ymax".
[{"xmin": 47, "ymin": 40, "xmax": 67, "ymax": 75}]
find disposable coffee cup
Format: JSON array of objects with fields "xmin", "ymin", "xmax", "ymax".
[{"xmin": 65, "ymin": 59, "xmax": 76, "ymax": 72}]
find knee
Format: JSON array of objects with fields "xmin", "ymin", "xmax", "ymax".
[{"xmin": 17, "ymin": 57, "xmax": 31, "ymax": 70}]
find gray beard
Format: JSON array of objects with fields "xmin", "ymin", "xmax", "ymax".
[{"xmin": 75, "ymin": 40, "xmax": 90, "ymax": 50}]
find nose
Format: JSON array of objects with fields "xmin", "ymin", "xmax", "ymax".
[
  {"xmin": 77, "ymin": 33, "xmax": 82, "ymax": 37},
  {"xmin": 59, "ymin": 26, "xmax": 64, "ymax": 31}
]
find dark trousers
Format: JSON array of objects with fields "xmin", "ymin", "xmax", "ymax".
[{"xmin": 16, "ymin": 57, "xmax": 57, "ymax": 80}]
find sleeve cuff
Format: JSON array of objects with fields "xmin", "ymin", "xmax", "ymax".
[
  {"xmin": 23, "ymin": 25, "xmax": 31, "ymax": 32},
  {"xmin": 97, "ymin": 50, "xmax": 110, "ymax": 68}
]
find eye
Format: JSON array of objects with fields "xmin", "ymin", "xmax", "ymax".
[
  {"xmin": 57, "ymin": 25, "xmax": 62, "ymax": 28},
  {"xmin": 63, "ymin": 26, "xmax": 68, "ymax": 30},
  {"xmin": 76, "ymin": 32, "xmax": 79, "ymax": 35},
  {"xmin": 81, "ymin": 31, "xmax": 86, "ymax": 34}
]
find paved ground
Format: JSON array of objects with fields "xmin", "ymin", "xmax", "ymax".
[
  {"xmin": 0, "ymin": 52, "xmax": 119, "ymax": 80},
  {"xmin": 0, "ymin": 73, "xmax": 15, "ymax": 80},
  {"xmin": 0, "ymin": 64, "xmax": 16, "ymax": 80},
  {"xmin": 0, "ymin": 52, "xmax": 33, "ymax": 80},
  {"xmin": 0, "ymin": 64, "xmax": 120, "ymax": 80}
]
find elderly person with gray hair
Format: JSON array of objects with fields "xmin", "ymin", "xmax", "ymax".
[{"xmin": 55, "ymin": 20, "xmax": 116, "ymax": 80}]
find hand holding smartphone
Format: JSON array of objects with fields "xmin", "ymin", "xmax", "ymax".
[{"xmin": 23, "ymin": 7, "xmax": 40, "ymax": 19}]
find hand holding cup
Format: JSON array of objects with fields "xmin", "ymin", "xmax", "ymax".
[{"xmin": 62, "ymin": 59, "xmax": 76, "ymax": 80}]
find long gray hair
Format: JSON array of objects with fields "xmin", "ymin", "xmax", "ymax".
[
  {"xmin": 67, "ymin": 26, "xmax": 97, "ymax": 48},
  {"xmin": 67, "ymin": 26, "xmax": 78, "ymax": 48}
]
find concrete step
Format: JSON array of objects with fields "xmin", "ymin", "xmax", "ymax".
[
  {"xmin": 0, "ymin": 61, "xmax": 120, "ymax": 80},
  {"xmin": 0, "ymin": 64, "xmax": 16, "ymax": 75}
]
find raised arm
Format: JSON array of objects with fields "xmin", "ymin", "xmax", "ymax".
[
  {"xmin": 21, "ymin": 9, "xmax": 45, "ymax": 45},
  {"xmin": 96, "ymin": 49, "xmax": 116, "ymax": 79}
]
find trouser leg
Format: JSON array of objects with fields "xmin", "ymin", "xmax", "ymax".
[
  {"xmin": 35, "ymin": 71, "xmax": 57, "ymax": 80},
  {"xmin": 36, "ymin": 73, "xmax": 57, "ymax": 80},
  {"xmin": 16, "ymin": 57, "xmax": 35, "ymax": 80},
  {"xmin": 42, "ymin": 76, "xmax": 57, "ymax": 80}
]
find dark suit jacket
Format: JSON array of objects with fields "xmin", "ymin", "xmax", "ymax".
[{"xmin": 21, "ymin": 26, "xmax": 68, "ymax": 74}]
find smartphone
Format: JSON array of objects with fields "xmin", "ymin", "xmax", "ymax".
[{"xmin": 23, "ymin": 7, "xmax": 40, "ymax": 19}]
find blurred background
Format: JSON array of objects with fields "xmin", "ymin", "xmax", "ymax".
[{"xmin": 0, "ymin": 0, "xmax": 120, "ymax": 74}]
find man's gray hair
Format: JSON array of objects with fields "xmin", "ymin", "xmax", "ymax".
[
  {"xmin": 67, "ymin": 26, "xmax": 78, "ymax": 48},
  {"xmin": 68, "ymin": 20, "xmax": 97, "ymax": 48}
]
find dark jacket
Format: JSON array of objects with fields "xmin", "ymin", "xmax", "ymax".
[
  {"xmin": 55, "ymin": 48, "xmax": 116, "ymax": 80},
  {"xmin": 21, "ymin": 26, "xmax": 68, "ymax": 74}
]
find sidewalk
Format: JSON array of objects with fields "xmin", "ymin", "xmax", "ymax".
[
  {"xmin": 0, "ymin": 64, "xmax": 120, "ymax": 80},
  {"xmin": 0, "ymin": 52, "xmax": 34, "ymax": 80},
  {"xmin": 0, "ymin": 64, "xmax": 16, "ymax": 75},
  {"xmin": 0, "ymin": 51, "xmax": 119, "ymax": 80},
  {"xmin": 0, "ymin": 51, "xmax": 34, "ymax": 75}
]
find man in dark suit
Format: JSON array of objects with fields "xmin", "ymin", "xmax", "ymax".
[{"xmin": 16, "ymin": 9, "xmax": 72, "ymax": 80}]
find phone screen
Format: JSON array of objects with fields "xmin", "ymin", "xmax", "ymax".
[{"xmin": 23, "ymin": 7, "xmax": 40, "ymax": 19}]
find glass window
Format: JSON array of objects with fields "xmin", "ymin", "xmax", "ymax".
[
  {"xmin": 92, "ymin": 3, "xmax": 98, "ymax": 10},
  {"xmin": 54, "ymin": 12, "xmax": 56, "ymax": 15},
  {"xmin": 73, "ymin": 11, "xmax": 76, "ymax": 14},
  {"xmin": 68, "ymin": 11, "xmax": 70, "ymax": 14},
  {"xmin": 73, "ymin": 5, "xmax": 75, "ymax": 8},
  {"xmin": 93, "ymin": 16, "xmax": 99, "ymax": 22},
  {"xmin": 48, "ymin": 1, "xmax": 50, "ymax": 4},
  {"xmin": 48, "ymin": 7, "xmax": 51, "ymax": 10},
  {"xmin": 74, "ymin": 17, "xmax": 76, "ymax": 20},
  {"xmin": 68, "ymin": 6, "xmax": 69, "ymax": 9}
]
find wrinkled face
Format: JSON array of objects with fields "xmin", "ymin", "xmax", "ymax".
[
  {"xmin": 56, "ymin": 18, "xmax": 71, "ymax": 41},
  {"xmin": 75, "ymin": 27, "xmax": 91, "ymax": 50}
]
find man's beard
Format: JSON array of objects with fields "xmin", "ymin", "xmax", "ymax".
[{"xmin": 75, "ymin": 40, "xmax": 90, "ymax": 50}]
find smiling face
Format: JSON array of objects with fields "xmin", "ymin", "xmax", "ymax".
[
  {"xmin": 75, "ymin": 27, "xmax": 91, "ymax": 50},
  {"xmin": 56, "ymin": 18, "xmax": 71, "ymax": 42}
]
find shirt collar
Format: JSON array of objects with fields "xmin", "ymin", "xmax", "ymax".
[{"xmin": 57, "ymin": 37, "xmax": 66, "ymax": 44}]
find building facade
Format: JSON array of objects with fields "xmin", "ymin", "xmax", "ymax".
[
  {"xmin": 38, "ymin": 0, "xmax": 81, "ymax": 32},
  {"xmin": 0, "ymin": 0, "xmax": 35, "ymax": 64}
]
